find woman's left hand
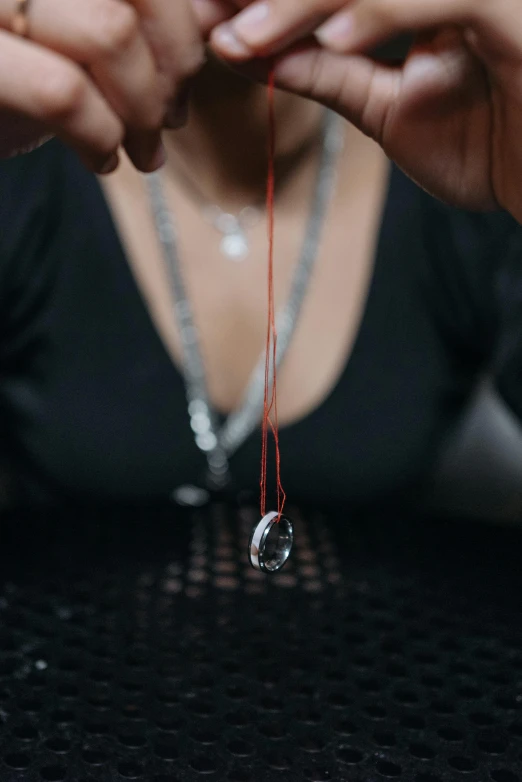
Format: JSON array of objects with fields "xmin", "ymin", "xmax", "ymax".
[{"xmin": 209, "ymin": 0, "xmax": 522, "ymax": 223}]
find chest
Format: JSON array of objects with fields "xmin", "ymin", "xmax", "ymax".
[
  {"xmin": 102, "ymin": 129, "xmax": 388, "ymax": 427},
  {"xmin": 0, "ymin": 146, "xmax": 477, "ymax": 506}
]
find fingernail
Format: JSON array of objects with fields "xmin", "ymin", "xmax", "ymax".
[
  {"xmin": 232, "ymin": 2, "xmax": 271, "ymax": 43},
  {"xmin": 316, "ymin": 12, "xmax": 354, "ymax": 48},
  {"xmin": 99, "ymin": 153, "xmax": 119, "ymax": 175},
  {"xmin": 150, "ymin": 141, "xmax": 167, "ymax": 171},
  {"xmin": 212, "ymin": 23, "xmax": 251, "ymax": 57}
]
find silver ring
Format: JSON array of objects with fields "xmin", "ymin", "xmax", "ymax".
[{"xmin": 248, "ymin": 511, "xmax": 293, "ymax": 573}]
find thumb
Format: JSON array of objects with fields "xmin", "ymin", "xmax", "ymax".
[{"xmin": 270, "ymin": 45, "xmax": 401, "ymax": 143}]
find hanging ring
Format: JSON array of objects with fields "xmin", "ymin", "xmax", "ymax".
[
  {"xmin": 11, "ymin": 0, "xmax": 31, "ymax": 36},
  {"xmin": 249, "ymin": 511, "xmax": 293, "ymax": 573}
]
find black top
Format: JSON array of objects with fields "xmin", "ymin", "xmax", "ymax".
[{"xmin": 0, "ymin": 141, "xmax": 521, "ymax": 510}]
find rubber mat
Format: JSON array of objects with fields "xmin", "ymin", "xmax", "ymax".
[{"xmin": 0, "ymin": 503, "xmax": 521, "ymax": 781}]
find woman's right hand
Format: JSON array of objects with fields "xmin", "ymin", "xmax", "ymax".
[{"xmin": 0, "ymin": 0, "xmax": 205, "ymax": 172}]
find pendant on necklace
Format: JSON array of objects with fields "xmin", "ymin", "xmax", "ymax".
[
  {"xmin": 203, "ymin": 206, "xmax": 260, "ymax": 262},
  {"xmin": 220, "ymin": 231, "xmax": 249, "ymax": 261}
]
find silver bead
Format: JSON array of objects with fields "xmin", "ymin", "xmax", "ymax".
[
  {"xmin": 190, "ymin": 412, "xmax": 211, "ymax": 435},
  {"xmin": 195, "ymin": 432, "xmax": 218, "ymax": 452}
]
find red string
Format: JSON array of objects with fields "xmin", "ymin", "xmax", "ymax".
[{"xmin": 260, "ymin": 68, "xmax": 286, "ymax": 521}]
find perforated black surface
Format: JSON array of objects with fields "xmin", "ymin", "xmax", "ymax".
[{"xmin": 1, "ymin": 504, "xmax": 522, "ymax": 781}]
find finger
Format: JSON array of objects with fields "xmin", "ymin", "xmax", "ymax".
[
  {"xmin": 211, "ymin": 0, "xmax": 350, "ymax": 59},
  {"xmin": 225, "ymin": 40, "xmax": 400, "ymax": 138},
  {"xmin": 231, "ymin": 39, "xmax": 469, "ymax": 144},
  {"xmin": 0, "ymin": 31, "xmax": 124, "ymax": 172},
  {"xmin": 131, "ymin": 0, "xmax": 205, "ymax": 117},
  {"xmin": 273, "ymin": 44, "xmax": 399, "ymax": 142},
  {"xmin": 191, "ymin": 0, "xmax": 235, "ymax": 38},
  {"xmin": 315, "ymin": 0, "xmax": 522, "ymax": 57},
  {"xmin": 0, "ymin": 0, "xmax": 165, "ymax": 170}
]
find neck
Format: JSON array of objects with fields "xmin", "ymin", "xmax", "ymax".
[{"xmin": 163, "ymin": 57, "xmax": 324, "ymax": 209}]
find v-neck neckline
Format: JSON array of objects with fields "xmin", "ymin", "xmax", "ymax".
[{"xmin": 90, "ymin": 159, "xmax": 401, "ymax": 439}]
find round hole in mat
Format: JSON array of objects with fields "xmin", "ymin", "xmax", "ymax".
[
  {"xmin": 328, "ymin": 691, "xmax": 351, "ymax": 708},
  {"xmin": 325, "ymin": 669, "xmax": 347, "ymax": 683},
  {"xmin": 358, "ymin": 677, "xmax": 383, "ymax": 693},
  {"xmin": 365, "ymin": 704, "xmax": 387, "ymax": 719},
  {"xmin": 414, "ymin": 652, "xmax": 439, "ymax": 665},
  {"xmin": 5, "ymin": 751, "xmax": 31, "ymax": 770},
  {"xmin": 266, "ymin": 752, "xmax": 291, "ymax": 771},
  {"xmin": 299, "ymin": 735, "xmax": 326, "ymax": 753},
  {"xmin": 0, "ymin": 657, "xmax": 17, "ymax": 675},
  {"xmin": 226, "ymin": 711, "xmax": 251, "ymax": 728},
  {"xmin": 496, "ymin": 696, "xmax": 517, "ymax": 711},
  {"xmin": 57, "ymin": 683, "xmax": 78, "ymax": 698},
  {"xmin": 154, "ymin": 742, "xmax": 179, "ymax": 761},
  {"xmin": 430, "ymin": 700, "xmax": 455, "ymax": 715},
  {"xmin": 222, "ymin": 660, "xmax": 241, "ymax": 674},
  {"xmin": 400, "ymin": 714, "xmax": 426, "ymax": 730},
  {"xmin": 458, "ymin": 685, "xmax": 482, "ymax": 700},
  {"xmin": 470, "ymin": 712, "xmax": 496, "ymax": 727},
  {"xmin": 226, "ymin": 686, "xmax": 247, "ymax": 703},
  {"xmin": 87, "ymin": 692, "xmax": 111, "ymax": 709},
  {"xmin": 333, "ymin": 717, "xmax": 359, "ymax": 735},
  {"xmin": 376, "ymin": 760, "xmax": 402, "ymax": 777},
  {"xmin": 21, "ymin": 698, "xmax": 42, "ymax": 713},
  {"xmin": 421, "ymin": 675, "xmax": 444, "ymax": 689},
  {"xmin": 51, "ymin": 709, "xmax": 75, "ymax": 723},
  {"xmin": 117, "ymin": 761, "xmax": 144, "ymax": 778},
  {"xmin": 121, "ymin": 707, "xmax": 145, "ymax": 722},
  {"xmin": 190, "ymin": 727, "xmax": 219, "ymax": 745},
  {"xmin": 58, "ymin": 656, "xmax": 82, "ymax": 672},
  {"xmin": 488, "ymin": 672, "xmax": 510, "ymax": 686},
  {"xmin": 372, "ymin": 731, "xmax": 396, "ymax": 748},
  {"xmin": 189, "ymin": 754, "xmax": 219, "ymax": 774},
  {"xmin": 353, "ymin": 654, "xmax": 373, "ymax": 668},
  {"xmin": 478, "ymin": 739, "xmax": 506, "ymax": 756},
  {"xmin": 227, "ymin": 739, "xmax": 254, "ymax": 757},
  {"xmin": 84, "ymin": 721, "xmax": 110, "ymax": 736},
  {"xmin": 490, "ymin": 772, "xmax": 519, "ymax": 782},
  {"xmin": 121, "ymin": 680, "xmax": 143, "ymax": 694},
  {"xmin": 438, "ymin": 726, "xmax": 464, "ymax": 742},
  {"xmin": 388, "ymin": 663, "xmax": 408, "ymax": 678},
  {"xmin": 45, "ymin": 737, "xmax": 71, "ymax": 753},
  {"xmin": 304, "ymin": 766, "xmax": 334, "ymax": 781},
  {"xmin": 448, "ymin": 756, "xmax": 477, "ymax": 773},
  {"xmin": 117, "ymin": 732, "xmax": 146, "ymax": 748},
  {"xmin": 26, "ymin": 671, "xmax": 46, "ymax": 687},
  {"xmin": 155, "ymin": 715, "xmax": 183, "ymax": 732},
  {"xmin": 40, "ymin": 766, "xmax": 67, "ymax": 781},
  {"xmin": 337, "ymin": 747, "xmax": 364, "ymax": 764},
  {"xmin": 228, "ymin": 770, "xmax": 252, "ymax": 782},
  {"xmin": 82, "ymin": 750, "xmax": 108, "ymax": 765},
  {"xmin": 508, "ymin": 722, "xmax": 522, "ymax": 737},
  {"xmin": 296, "ymin": 708, "xmax": 322, "ymax": 725},
  {"xmin": 395, "ymin": 689, "xmax": 418, "ymax": 705},
  {"xmin": 258, "ymin": 721, "xmax": 287, "ymax": 740},
  {"xmin": 12, "ymin": 724, "xmax": 39, "ymax": 741},
  {"xmin": 409, "ymin": 743, "xmax": 436, "ymax": 760}
]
